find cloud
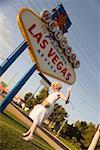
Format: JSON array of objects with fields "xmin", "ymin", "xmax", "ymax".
[{"xmin": 0, "ymin": 12, "xmax": 13, "ymax": 59}]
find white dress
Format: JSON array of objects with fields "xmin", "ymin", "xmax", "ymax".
[{"xmin": 29, "ymin": 92, "xmax": 60, "ymax": 126}]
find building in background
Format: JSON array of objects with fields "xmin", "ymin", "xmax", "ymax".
[{"xmin": 0, "ymin": 81, "xmax": 25, "ymax": 109}]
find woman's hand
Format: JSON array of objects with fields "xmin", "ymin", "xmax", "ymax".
[
  {"xmin": 67, "ymin": 86, "xmax": 72, "ymax": 93},
  {"xmin": 59, "ymin": 86, "xmax": 72, "ymax": 104},
  {"xmin": 65, "ymin": 87, "xmax": 72, "ymax": 104}
]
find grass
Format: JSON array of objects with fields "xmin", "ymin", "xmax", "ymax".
[
  {"xmin": 9, "ymin": 103, "xmax": 78, "ymax": 150},
  {"xmin": 0, "ymin": 106, "xmax": 78, "ymax": 150},
  {"xmin": 59, "ymin": 137, "xmax": 78, "ymax": 150},
  {"xmin": 0, "ymin": 112, "xmax": 54, "ymax": 150},
  {"xmin": 43, "ymin": 124, "xmax": 78, "ymax": 150}
]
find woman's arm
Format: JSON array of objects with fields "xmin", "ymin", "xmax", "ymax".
[{"xmin": 59, "ymin": 87, "xmax": 72, "ymax": 104}]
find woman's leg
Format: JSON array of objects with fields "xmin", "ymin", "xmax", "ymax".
[
  {"xmin": 23, "ymin": 122, "xmax": 37, "ymax": 141},
  {"xmin": 23, "ymin": 121, "xmax": 38, "ymax": 136},
  {"xmin": 22, "ymin": 128, "xmax": 31, "ymax": 136}
]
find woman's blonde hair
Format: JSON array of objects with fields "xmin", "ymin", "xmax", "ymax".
[{"xmin": 51, "ymin": 82, "xmax": 62, "ymax": 90}]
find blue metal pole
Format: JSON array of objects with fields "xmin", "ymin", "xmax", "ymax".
[
  {"xmin": 0, "ymin": 64, "xmax": 37, "ymax": 112},
  {"xmin": 0, "ymin": 41, "xmax": 28, "ymax": 76}
]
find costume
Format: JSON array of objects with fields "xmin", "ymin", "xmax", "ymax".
[{"xmin": 29, "ymin": 92, "xmax": 60, "ymax": 126}]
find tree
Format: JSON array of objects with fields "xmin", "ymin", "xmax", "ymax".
[
  {"xmin": 48, "ymin": 103, "xmax": 68, "ymax": 131},
  {"xmin": 36, "ymin": 87, "xmax": 49, "ymax": 104},
  {"xmin": 25, "ymin": 97, "xmax": 38, "ymax": 110},
  {"xmin": 24, "ymin": 88, "xmax": 49, "ymax": 110},
  {"xmin": 80, "ymin": 122, "xmax": 96, "ymax": 149},
  {"xmin": 0, "ymin": 81, "xmax": 7, "ymax": 87},
  {"xmin": 24, "ymin": 92, "xmax": 33, "ymax": 101}
]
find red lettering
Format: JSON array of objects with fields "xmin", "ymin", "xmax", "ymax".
[
  {"xmin": 65, "ymin": 73, "xmax": 71, "ymax": 80},
  {"xmin": 61, "ymin": 68, "xmax": 67, "ymax": 77},
  {"xmin": 28, "ymin": 24, "xmax": 36, "ymax": 35},
  {"xmin": 48, "ymin": 48, "xmax": 55, "ymax": 57},
  {"xmin": 33, "ymin": 32, "xmax": 42, "ymax": 43},
  {"xmin": 57, "ymin": 62, "xmax": 63, "ymax": 70},
  {"xmin": 40, "ymin": 39, "xmax": 48, "ymax": 49},
  {"xmin": 52, "ymin": 55, "xmax": 59, "ymax": 65}
]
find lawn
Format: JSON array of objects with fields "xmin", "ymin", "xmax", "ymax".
[
  {"xmin": 59, "ymin": 137, "xmax": 78, "ymax": 150},
  {"xmin": 1, "ymin": 106, "xmax": 78, "ymax": 150},
  {"xmin": 0, "ymin": 111, "xmax": 54, "ymax": 150},
  {"xmin": 9, "ymin": 103, "xmax": 78, "ymax": 150}
]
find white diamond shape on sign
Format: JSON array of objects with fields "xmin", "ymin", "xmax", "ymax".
[{"xmin": 17, "ymin": 8, "xmax": 76, "ymax": 84}]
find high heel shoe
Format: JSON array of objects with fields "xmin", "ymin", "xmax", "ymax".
[
  {"xmin": 23, "ymin": 136, "xmax": 33, "ymax": 141},
  {"xmin": 22, "ymin": 132, "xmax": 30, "ymax": 137}
]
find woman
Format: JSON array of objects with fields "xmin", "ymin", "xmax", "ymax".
[{"xmin": 23, "ymin": 82, "xmax": 72, "ymax": 141}]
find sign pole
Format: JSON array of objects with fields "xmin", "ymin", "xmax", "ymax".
[
  {"xmin": 39, "ymin": 72, "xmax": 51, "ymax": 86},
  {"xmin": 0, "ymin": 64, "xmax": 37, "ymax": 112},
  {"xmin": 33, "ymin": 83, "xmax": 42, "ymax": 96},
  {"xmin": 0, "ymin": 41, "xmax": 28, "ymax": 76},
  {"xmin": 55, "ymin": 119, "xmax": 67, "ymax": 138}
]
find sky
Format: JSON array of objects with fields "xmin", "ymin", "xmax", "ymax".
[{"xmin": 0, "ymin": 0, "xmax": 100, "ymax": 125}]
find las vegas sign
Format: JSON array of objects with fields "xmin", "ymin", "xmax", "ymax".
[{"xmin": 17, "ymin": 8, "xmax": 80, "ymax": 84}]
